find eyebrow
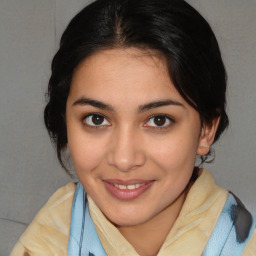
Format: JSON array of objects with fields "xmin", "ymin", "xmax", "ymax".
[
  {"xmin": 72, "ymin": 97, "xmax": 114, "ymax": 111},
  {"xmin": 72, "ymin": 97, "xmax": 184, "ymax": 112},
  {"xmin": 138, "ymin": 99, "xmax": 184, "ymax": 113}
]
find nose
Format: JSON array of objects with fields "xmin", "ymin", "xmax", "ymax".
[{"xmin": 107, "ymin": 126, "xmax": 146, "ymax": 172}]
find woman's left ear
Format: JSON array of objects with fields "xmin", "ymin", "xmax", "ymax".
[{"xmin": 197, "ymin": 117, "xmax": 220, "ymax": 155}]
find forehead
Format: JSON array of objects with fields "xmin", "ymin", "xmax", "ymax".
[{"xmin": 69, "ymin": 48, "xmax": 186, "ymax": 106}]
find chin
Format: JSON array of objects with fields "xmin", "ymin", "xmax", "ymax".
[
  {"xmin": 106, "ymin": 209, "xmax": 152, "ymax": 227},
  {"xmin": 111, "ymin": 217, "xmax": 145, "ymax": 227}
]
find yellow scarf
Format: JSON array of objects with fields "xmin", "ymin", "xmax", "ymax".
[
  {"xmin": 88, "ymin": 169, "xmax": 228, "ymax": 256},
  {"xmin": 11, "ymin": 169, "xmax": 256, "ymax": 256}
]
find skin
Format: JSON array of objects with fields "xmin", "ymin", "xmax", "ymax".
[{"xmin": 66, "ymin": 48, "xmax": 219, "ymax": 256}]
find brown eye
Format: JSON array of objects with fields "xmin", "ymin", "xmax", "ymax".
[
  {"xmin": 154, "ymin": 116, "xmax": 167, "ymax": 126},
  {"xmin": 92, "ymin": 115, "xmax": 104, "ymax": 125},
  {"xmin": 84, "ymin": 114, "xmax": 110, "ymax": 127},
  {"xmin": 145, "ymin": 115, "xmax": 173, "ymax": 128}
]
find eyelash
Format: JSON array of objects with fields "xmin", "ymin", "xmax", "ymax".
[
  {"xmin": 81, "ymin": 113, "xmax": 174, "ymax": 129},
  {"xmin": 144, "ymin": 114, "xmax": 174, "ymax": 130},
  {"xmin": 82, "ymin": 113, "xmax": 111, "ymax": 129}
]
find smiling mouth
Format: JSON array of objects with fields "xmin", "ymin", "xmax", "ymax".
[
  {"xmin": 103, "ymin": 180, "xmax": 154, "ymax": 200},
  {"xmin": 113, "ymin": 183, "xmax": 146, "ymax": 190}
]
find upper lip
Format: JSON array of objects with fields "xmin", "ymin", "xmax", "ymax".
[{"xmin": 103, "ymin": 179, "xmax": 154, "ymax": 185}]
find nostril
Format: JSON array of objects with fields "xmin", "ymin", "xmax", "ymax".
[
  {"xmin": 107, "ymin": 133, "xmax": 146, "ymax": 171},
  {"xmin": 107, "ymin": 150, "xmax": 146, "ymax": 172}
]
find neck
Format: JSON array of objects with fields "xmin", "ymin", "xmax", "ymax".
[{"xmin": 117, "ymin": 189, "xmax": 187, "ymax": 256}]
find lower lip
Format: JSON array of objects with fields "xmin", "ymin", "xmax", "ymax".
[{"xmin": 104, "ymin": 181, "xmax": 154, "ymax": 200}]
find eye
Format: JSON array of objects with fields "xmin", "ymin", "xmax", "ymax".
[
  {"xmin": 144, "ymin": 115, "xmax": 173, "ymax": 128},
  {"xmin": 83, "ymin": 114, "xmax": 110, "ymax": 127}
]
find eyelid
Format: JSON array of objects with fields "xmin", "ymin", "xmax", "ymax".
[
  {"xmin": 82, "ymin": 113, "xmax": 111, "ymax": 128},
  {"xmin": 143, "ymin": 114, "xmax": 174, "ymax": 129}
]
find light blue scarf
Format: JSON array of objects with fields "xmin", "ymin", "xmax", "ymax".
[
  {"xmin": 202, "ymin": 193, "xmax": 255, "ymax": 256},
  {"xmin": 68, "ymin": 183, "xmax": 255, "ymax": 256},
  {"xmin": 68, "ymin": 183, "xmax": 107, "ymax": 256}
]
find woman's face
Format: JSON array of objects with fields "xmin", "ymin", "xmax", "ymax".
[{"xmin": 66, "ymin": 48, "xmax": 214, "ymax": 227}]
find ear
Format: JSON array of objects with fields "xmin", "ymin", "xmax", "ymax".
[{"xmin": 197, "ymin": 117, "xmax": 220, "ymax": 156}]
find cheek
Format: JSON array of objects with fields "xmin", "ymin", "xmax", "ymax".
[
  {"xmin": 67, "ymin": 128, "xmax": 108, "ymax": 175},
  {"xmin": 148, "ymin": 131, "xmax": 199, "ymax": 171}
]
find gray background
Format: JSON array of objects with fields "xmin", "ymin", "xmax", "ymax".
[{"xmin": 0, "ymin": 0, "xmax": 255, "ymax": 255}]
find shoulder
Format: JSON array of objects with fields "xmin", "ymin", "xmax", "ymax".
[
  {"xmin": 242, "ymin": 227, "xmax": 256, "ymax": 256},
  {"xmin": 10, "ymin": 182, "xmax": 76, "ymax": 256},
  {"xmin": 220, "ymin": 192, "xmax": 255, "ymax": 255}
]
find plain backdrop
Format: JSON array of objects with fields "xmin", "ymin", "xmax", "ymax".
[{"xmin": 0, "ymin": 0, "xmax": 255, "ymax": 255}]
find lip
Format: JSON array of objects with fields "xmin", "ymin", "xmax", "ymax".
[{"xmin": 103, "ymin": 179, "xmax": 155, "ymax": 200}]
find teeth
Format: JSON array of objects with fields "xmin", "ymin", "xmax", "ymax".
[
  {"xmin": 127, "ymin": 184, "xmax": 136, "ymax": 190},
  {"xmin": 113, "ymin": 183, "xmax": 145, "ymax": 190}
]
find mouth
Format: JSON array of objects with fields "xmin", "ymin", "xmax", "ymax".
[
  {"xmin": 113, "ymin": 183, "xmax": 146, "ymax": 190},
  {"xmin": 103, "ymin": 179, "xmax": 154, "ymax": 200}
]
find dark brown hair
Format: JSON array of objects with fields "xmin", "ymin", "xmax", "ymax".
[{"xmin": 44, "ymin": 0, "xmax": 228, "ymax": 174}]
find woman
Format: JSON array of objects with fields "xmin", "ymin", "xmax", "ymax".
[{"xmin": 11, "ymin": 0, "xmax": 255, "ymax": 255}]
